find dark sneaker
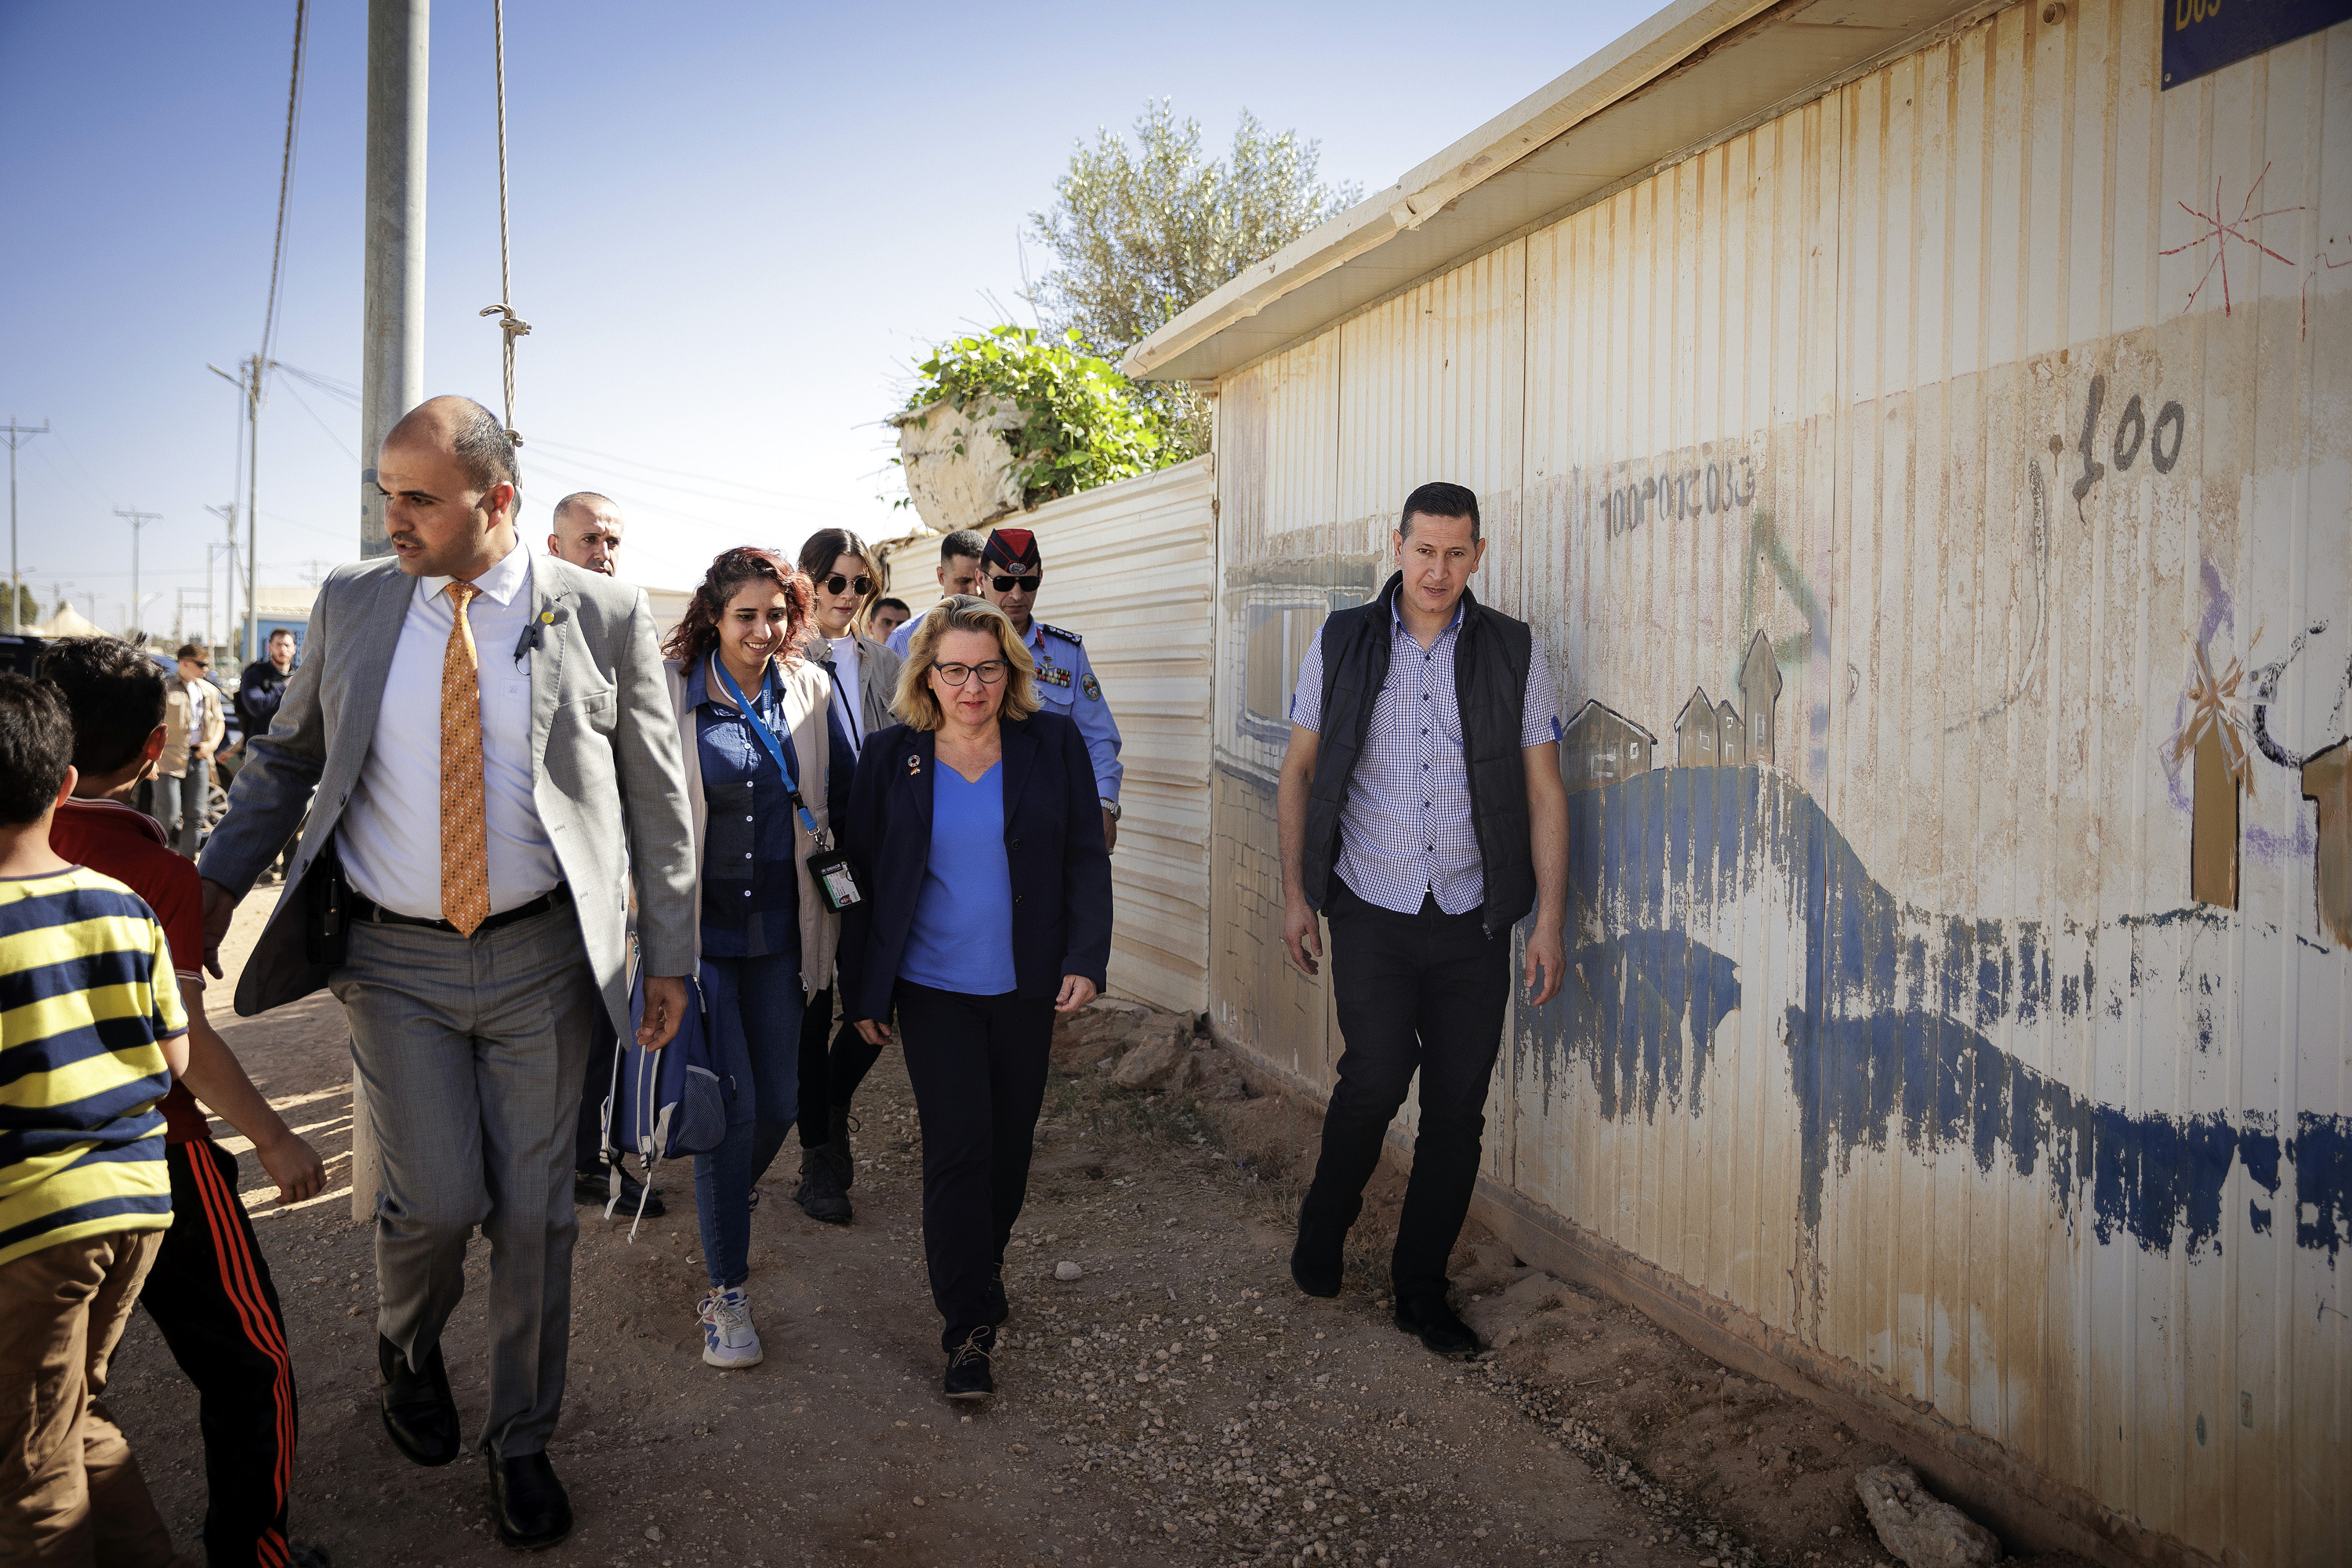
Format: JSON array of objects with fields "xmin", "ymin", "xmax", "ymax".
[
  {"xmin": 1290, "ymin": 1212, "xmax": 1344, "ymax": 1298},
  {"xmin": 987, "ymin": 1261, "xmax": 1009, "ymax": 1327},
  {"xmin": 576, "ymin": 1167, "xmax": 665, "ymax": 1218},
  {"xmin": 795, "ymin": 1146, "xmax": 851, "ymax": 1225},
  {"xmin": 944, "ymin": 1330, "xmax": 996, "ymax": 1401},
  {"xmin": 1394, "ymin": 1295, "xmax": 1481, "ymax": 1357}
]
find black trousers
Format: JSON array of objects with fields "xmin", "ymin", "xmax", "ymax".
[
  {"xmin": 795, "ymin": 985, "xmax": 887, "ymax": 1149},
  {"xmin": 141, "ymin": 1139, "xmax": 299, "ymax": 1568},
  {"xmin": 573, "ymin": 1004, "xmax": 622, "ymax": 1174},
  {"xmin": 1299, "ymin": 880, "xmax": 1512, "ymax": 1304},
  {"xmin": 894, "ymin": 982, "xmax": 1054, "ymax": 1349}
]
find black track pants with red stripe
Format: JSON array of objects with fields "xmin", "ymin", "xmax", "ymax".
[{"xmin": 142, "ymin": 1138, "xmax": 300, "ymax": 1568}]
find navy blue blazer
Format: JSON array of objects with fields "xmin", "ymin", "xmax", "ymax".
[{"xmin": 837, "ymin": 711, "xmax": 1114, "ymax": 1022}]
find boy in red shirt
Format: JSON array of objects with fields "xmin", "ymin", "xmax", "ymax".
[{"xmin": 40, "ymin": 638, "xmax": 328, "ymax": 1568}]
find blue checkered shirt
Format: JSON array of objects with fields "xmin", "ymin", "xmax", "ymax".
[{"xmin": 1290, "ymin": 600, "xmax": 1560, "ymax": 916}]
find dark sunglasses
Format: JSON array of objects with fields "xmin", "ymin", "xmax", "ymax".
[
  {"xmin": 991, "ymin": 574, "xmax": 1041, "ymax": 593},
  {"xmin": 822, "ymin": 573, "xmax": 874, "ymax": 596}
]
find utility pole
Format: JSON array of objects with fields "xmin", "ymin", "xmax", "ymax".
[
  {"xmin": 362, "ymin": 0, "xmax": 429, "ymax": 557},
  {"xmin": 2, "ymin": 417, "xmax": 49, "ymax": 635},
  {"xmin": 114, "ymin": 508, "xmax": 161, "ymax": 641},
  {"xmin": 48, "ymin": 583, "xmax": 71, "ymax": 630},
  {"xmin": 204, "ymin": 503, "xmax": 237, "ymax": 653}
]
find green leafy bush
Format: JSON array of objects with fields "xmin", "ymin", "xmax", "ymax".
[{"xmin": 903, "ymin": 325, "xmax": 1163, "ymax": 506}]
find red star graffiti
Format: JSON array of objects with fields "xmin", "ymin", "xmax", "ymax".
[{"xmin": 2160, "ymin": 162, "xmax": 2303, "ymax": 318}]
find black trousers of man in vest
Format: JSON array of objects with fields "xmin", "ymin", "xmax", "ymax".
[{"xmin": 1298, "ymin": 877, "xmax": 1513, "ymax": 1305}]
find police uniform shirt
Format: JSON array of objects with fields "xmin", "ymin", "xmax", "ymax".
[{"xmin": 1024, "ymin": 619, "xmax": 1123, "ymax": 806}]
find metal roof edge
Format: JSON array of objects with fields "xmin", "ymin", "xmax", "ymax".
[{"xmin": 1121, "ymin": 0, "xmax": 1779, "ymax": 381}]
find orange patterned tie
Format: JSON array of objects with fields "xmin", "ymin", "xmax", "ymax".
[{"xmin": 440, "ymin": 582, "xmax": 491, "ymax": 935}]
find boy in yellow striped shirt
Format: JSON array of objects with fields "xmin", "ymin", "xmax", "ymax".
[{"xmin": 0, "ymin": 673, "xmax": 193, "ymax": 1564}]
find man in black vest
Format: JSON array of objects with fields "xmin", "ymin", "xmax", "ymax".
[{"xmin": 1277, "ymin": 481, "xmax": 1568, "ymax": 1356}]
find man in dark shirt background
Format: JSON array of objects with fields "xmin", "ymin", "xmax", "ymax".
[{"xmin": 233, "ymin": 628, "xmax": 301, "ymax": 884}]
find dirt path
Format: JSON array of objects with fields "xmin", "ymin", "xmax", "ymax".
[{"xmin": 110, "ymin": 900, "xmax": 1940, "ymax": 1568}]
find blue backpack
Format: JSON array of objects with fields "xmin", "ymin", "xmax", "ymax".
[{"xmin": 600, "ymin": 968, "xmax": 727, "ymax": 1236}]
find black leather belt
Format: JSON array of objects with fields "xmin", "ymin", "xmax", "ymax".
[{"xmin": 350, "ymin": 883, "xmax": 572, "ymax": 936}]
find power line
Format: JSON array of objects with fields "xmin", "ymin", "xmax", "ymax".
[{"xmin": 260, "ymin": 0, "xmax": 311, "ymax": 366}]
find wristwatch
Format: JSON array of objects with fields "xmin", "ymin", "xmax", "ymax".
[{"xmin": 1100, "ymin": 799, "xmax": 1122, "ymax": 822}]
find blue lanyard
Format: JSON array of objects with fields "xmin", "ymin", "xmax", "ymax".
[{"xmin": 711, "ymin": 656, "xmax": 824, "ymax": 842}]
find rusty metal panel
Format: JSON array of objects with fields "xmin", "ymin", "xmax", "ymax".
[{"xmin": 1204, "ymin": 1, "xmax": 2351, "ymax": 1556}]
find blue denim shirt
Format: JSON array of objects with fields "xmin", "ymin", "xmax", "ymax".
[{"xmin": 691, "ymin": 655, "xmax": 854, "ymax": 959}]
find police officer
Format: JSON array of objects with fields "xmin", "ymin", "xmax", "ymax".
[{"xmin": 978, "ymin": 528, "xmax": 1123, "ymax": 851}]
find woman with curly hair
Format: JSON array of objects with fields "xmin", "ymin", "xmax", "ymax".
[{"xmin": 658, "ymin": 546, "xmax": 854, "ymax": 1369}]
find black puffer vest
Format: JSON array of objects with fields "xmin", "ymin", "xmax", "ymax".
[{"xmin": 1301, "ymin": 572, "xmax": 1537, "ymax": 935}]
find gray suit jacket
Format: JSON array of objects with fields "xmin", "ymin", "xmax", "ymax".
[{"xmin": 198, "ymin": 553, "xmax": 697, "ymax": 1033}]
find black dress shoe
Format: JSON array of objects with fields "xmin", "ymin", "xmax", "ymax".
[
  {"xmin": 576, "ymin": 1167, "xmax": 665, "ymax": 1218},
  {"xmin": 986, "ymin": 1261, "xmax": 1009, "ymax": 1326},
  {"xmin": 795, "ymin": 1146, "xmax": 851, "ymax": 1225},
  {"xmin": 1290, "ymin": 1213, "xmax": 1344, "ymax": 1298},
  {"xmin": 488, "ymin": 1450, "xmax": 573, "ymax": 1551},
  {"xmin": 944, "ymin": 1328, "xmax": 996, "ymax": 1401},
  {"xmin": 377, "ymin": 1335, "xmax": 460, "ymax": 1466},
  {"xmin": 1394, "ymin": 1295, "xmax": 1481, "ymax": 1357}
]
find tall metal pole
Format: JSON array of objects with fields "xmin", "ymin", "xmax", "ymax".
[
  {"xmin": 361, "ymin": 0, "xmax": 428, "ymax": 558},
  {"xmin": 114, "ymin": 508, "xmax": 161, "ymax": 641},
  {"xmin": 3, "ymin": 417, "xmax": 49, "ymax": 635},
  {"xmin": 244, "ymin": 357, "xmax": 261, "ymax": 662}
]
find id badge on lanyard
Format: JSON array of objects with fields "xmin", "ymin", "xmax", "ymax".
[{"xmin": 713, "ymin": 659, "xmax": 866, "ymax": 913}]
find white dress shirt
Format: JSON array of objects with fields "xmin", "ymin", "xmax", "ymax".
[
  {"xmin": 827, "ymin": 633, "xmax": 864, "ymax": 757},
  {"xmin": 338, "ymin": 539, "xmax": 562, "ymax": 919}
]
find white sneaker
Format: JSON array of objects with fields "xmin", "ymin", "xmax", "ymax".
[{"xmin": 697, "ymin": 1287, "xmax": 763, "ymax": 1368}]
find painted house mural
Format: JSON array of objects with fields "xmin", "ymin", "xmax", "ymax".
[{"xmin": 1174, "ymin": 2, "xmax": 2352, "ymax": 1560}]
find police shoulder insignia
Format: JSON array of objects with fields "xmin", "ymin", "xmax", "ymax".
[
  {"xmin": 1036, "ymin": 621, "xmax": 1083, "ymax": 646},
  {"xmin": 1081, "ymin": 673, "xmax": 1102, "ymax": 702}
]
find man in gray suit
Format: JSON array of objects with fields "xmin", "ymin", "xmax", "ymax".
[{"xmin": 198, "ymin": 396, "xmax": 695, "ymax": 1552}]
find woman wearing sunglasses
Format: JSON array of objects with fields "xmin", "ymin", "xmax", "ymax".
[
  {"xmin": 836, "ymin": 597, "xmax": 1112, "ymax": 1401},
  {"xmin": 789, "ymin": 528, "xmax": 906, "ymax": 1225},
  {"xmin": 658, "ymin": 546, "xmax": 855, "ymax": 1370}
]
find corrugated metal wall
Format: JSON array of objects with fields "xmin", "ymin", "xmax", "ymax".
[{"xmin": 1207, "ymin": 3, "xmax": 2351, "ymax": 1559}]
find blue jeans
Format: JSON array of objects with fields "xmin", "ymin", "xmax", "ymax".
[
  {"xmin": 155, "ymin": 764, "xmax": 209, "ymax": 859},
  {"xmin": 691, "ymin": 953, "xmax": 804, "ymax": 1290}
]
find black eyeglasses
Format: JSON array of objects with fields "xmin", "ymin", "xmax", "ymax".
[
  {"xmin": 990, "ymin": 575, "xmax": 1040, "ymax": 593},
  {"xmin": 931, "ymin": 659, "xmax": 1009, "ymax": 688},
  {"xmin": 822, "ymin": 573, "xmax": 874, "ymax": 596}
]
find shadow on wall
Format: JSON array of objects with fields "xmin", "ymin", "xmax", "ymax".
[{"xmin": 1517, "ymin": 761, "xmax": 2351, "ymax": 1265}]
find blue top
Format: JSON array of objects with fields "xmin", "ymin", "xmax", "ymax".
[
  {"xmin": 896, "ymin": 760, "xmax": 1018, "ymax": 995},
  {"xmin": 1287, "ymin": 595, "xmax": 1561, "ymax": 918},
  {"xmin": 691, "ymin": 654, "xmax": 854, "ymax": 959}
]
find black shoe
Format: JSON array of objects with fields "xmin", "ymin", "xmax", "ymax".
[
  {"xmin": 1394, "ymin": 1294, "xmax": 1482, "ymax": 1357},
  {"xmin": 944, "ymin": 1329, "xmax": 996, "ymax": 1401},
  {"xmin": 795, "ymin": 1146, "xmax": 851, "ymax": 1225},
  {"xmin": 987, "ymin": 1261, "xmax": 1009, "ymax": 1327},
  {"xmin": 1290, "ymin": 1211, "xmax": 1344, "ymax": 1298},
  {"xmin": 487, "ymin": 1450, "xmax": 573, "ymax": 1551},
  {"xmin": 575, "ymin": 1167, "xmax": 666, "ymax": 1218},
  {"xmin": 827, "ymin": 1105, "xmax": 860, "ymax": 1189},
  {"xmin": 289, "ymin": 1545, "xmax": 333, "ymax": 1568},
  {"xmin": 377, "ymin": 1335, "xmax": 460, "ymax": 1467}
]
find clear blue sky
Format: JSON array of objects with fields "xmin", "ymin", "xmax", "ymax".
[{"xmin": 1, "ymin": 1, "xmax": 1619, "ymax": 637}]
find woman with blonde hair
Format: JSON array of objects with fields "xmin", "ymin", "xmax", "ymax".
[
  {"xmin": 836, "ymin": 597, "xmax": 1112, "ymax": 1400},
  {"xmin": 658, "ymin": 546, "xmax": 854, "ymax": 1370}
]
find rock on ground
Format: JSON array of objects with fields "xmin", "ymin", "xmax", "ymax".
[{"xmin": 1855, "ymin": 1462, "xmax": 2004, "ymax": 1568}]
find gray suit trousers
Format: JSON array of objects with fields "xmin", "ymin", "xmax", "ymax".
[{"xmin": 330, "ymin": 905, "xmax": 597, "ymax": 1458}]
